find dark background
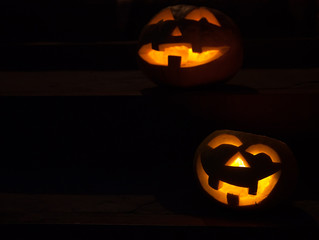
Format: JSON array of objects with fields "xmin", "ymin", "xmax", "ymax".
[
  {"xmin": 0, "ymin": 1, "xmax": 318, "ymax": 233},
  {"xmin": 1, "ymin": 0, "xmax": 317, "ymax": 42},
  {"xmin": 0, "ymin": 0, "xmax": 318, "ymax": 70}
]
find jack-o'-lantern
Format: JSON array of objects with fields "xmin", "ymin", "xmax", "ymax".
[
  {"xmin": 138, "ymin": 5, "xmax": 243, "ymax": 87},
  {"xmin": 194, "ymin": 130, "xmax": 298, "ymax": 209}
]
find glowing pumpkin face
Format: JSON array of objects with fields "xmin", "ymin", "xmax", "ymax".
[
  {"xmin": 138, "ymin": 5, "xmax": 243, "ymax": 87},
  {"xmin": 195, "ymin": 130, "xmax": 298, "ymax": 209}
]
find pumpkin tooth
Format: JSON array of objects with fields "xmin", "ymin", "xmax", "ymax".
[
  {"xmin": 248, "ymin": 182, "xmax": 258, "ymax": 195},
  {"xmin": 192, "ymin": 44, "xmax": 202, "ymax": 53},
  {"xmin": 151, "ymin": 42, "xmax": 159, "ymax": 51},
  {"xmin": 227, "ymin": 193, "xmax": 239, "ymax": 206},
  {"xmin": 208, "ymin": 177, "xmax": 220, "ymax": 190},
  {"xmin": 168, "ymin": 55, "xmax": 182, "ymax": 68}
]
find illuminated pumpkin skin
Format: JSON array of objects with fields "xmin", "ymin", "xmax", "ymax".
[
  {"xmin": 138, "ymin": 5, "xmax": 243, "ymax": 87},
  {"xmin": 194, "ymin": 130, "xmax": 298, "ymax": 210}
]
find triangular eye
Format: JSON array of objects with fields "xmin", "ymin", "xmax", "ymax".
[
  {"xmin": 185, "ymin": 7, "xmax": 221, "ymax": 27},
  {"xmin": 208, "ymin": 134, "xmax": 243, "ymax": 149},
  {"xmin": 148, "ymin": 8, "xmax": 175, "ymax": 25},
  {"xmin": 245, "ymin": 144, "xmax": 281, "ymax": 163},
  {"xmin": 225, "ymin": 153, "xmax": 251, "ymax": 168}
]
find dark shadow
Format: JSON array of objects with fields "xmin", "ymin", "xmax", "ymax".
[
  {"xmin": 141, "ymin": 83, "xmax": 258, "ymax": 96},
  {"xmin": 155, "ymin": 185, "xmax": 318, "ymax": 228}
]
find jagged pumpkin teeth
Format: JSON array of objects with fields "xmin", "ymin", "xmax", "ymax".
[{"xmin": 139, "ymin": 43, "xmax": 227, "ymax": 68}]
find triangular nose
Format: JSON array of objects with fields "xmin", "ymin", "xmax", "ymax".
[
  {"xmin": 171, "ymin": 27, "xmax": 182, "ymax": 36},
  {"xmin": 225, "ymin": 152, "xmax": 251, "ymax": 168}
]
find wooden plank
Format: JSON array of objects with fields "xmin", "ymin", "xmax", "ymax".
[
  {"xmin": 0, "ymin": 71, "xmax": 155, "ymax": 96},
  {"xmin": 0, "ymin": 193, "xmax": 317, "ymax": 227},
  {"xmin": 0, "ymin": 68, "xmax": 318, "ymax": 96}
]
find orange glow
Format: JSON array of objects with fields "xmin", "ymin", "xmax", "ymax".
[
  {"xmin": 207, "ymin": 134, "xmax": 243, "ymax": 149},
  {"xmin": 148, "ymin": 8, "xmax": 175, "ymax": 25},
  {"xmin": 225, "ymin": 153, "xmax": 250, "ymax": 168},
  {"xmin": 185, "ymin": 7, "xmax": 221, "ymax": 27},
  {"xmin": 196, "ymin": 156, "xmax": 281, "ymax": 206},
  {"xmin": 246, "ymin": 144, "xmax": 281, "ymax": 163},
  {"xmin": 139, "ymin": 43, "xmax": 228, "ymax": 68}
]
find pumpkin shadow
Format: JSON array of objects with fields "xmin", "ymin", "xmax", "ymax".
[{"xmin": 155, "ymin": 189, "xmax": 317, "ymax": 229}]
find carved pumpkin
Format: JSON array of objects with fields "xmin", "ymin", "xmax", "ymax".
[
  {"xmin": 194, "ymin": 130, "xmax": 298, "ymax": 209},
  {"xmin": 138, "ymin": 5, "xmax": 243, "ymax": 87}
]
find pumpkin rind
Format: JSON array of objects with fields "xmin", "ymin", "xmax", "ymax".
[
  {"xmin": 138, "ymin": 5, "xmax": 243, "ymax": 87},
  {"xmin": 194, "ymin": 130, "xmax": 298, "ymax": 210}
]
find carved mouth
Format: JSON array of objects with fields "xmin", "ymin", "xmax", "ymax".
[
  {"xmin": 209, "ymin": 171, "xmax": 281, "ymax": 206},
  {"xmin": 196, "ymin": 154, "xmax": 282, "ymax": 206},
  {"xmin": 138, "ymin": 43, "xmax": 229, "ymax": 68}
]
